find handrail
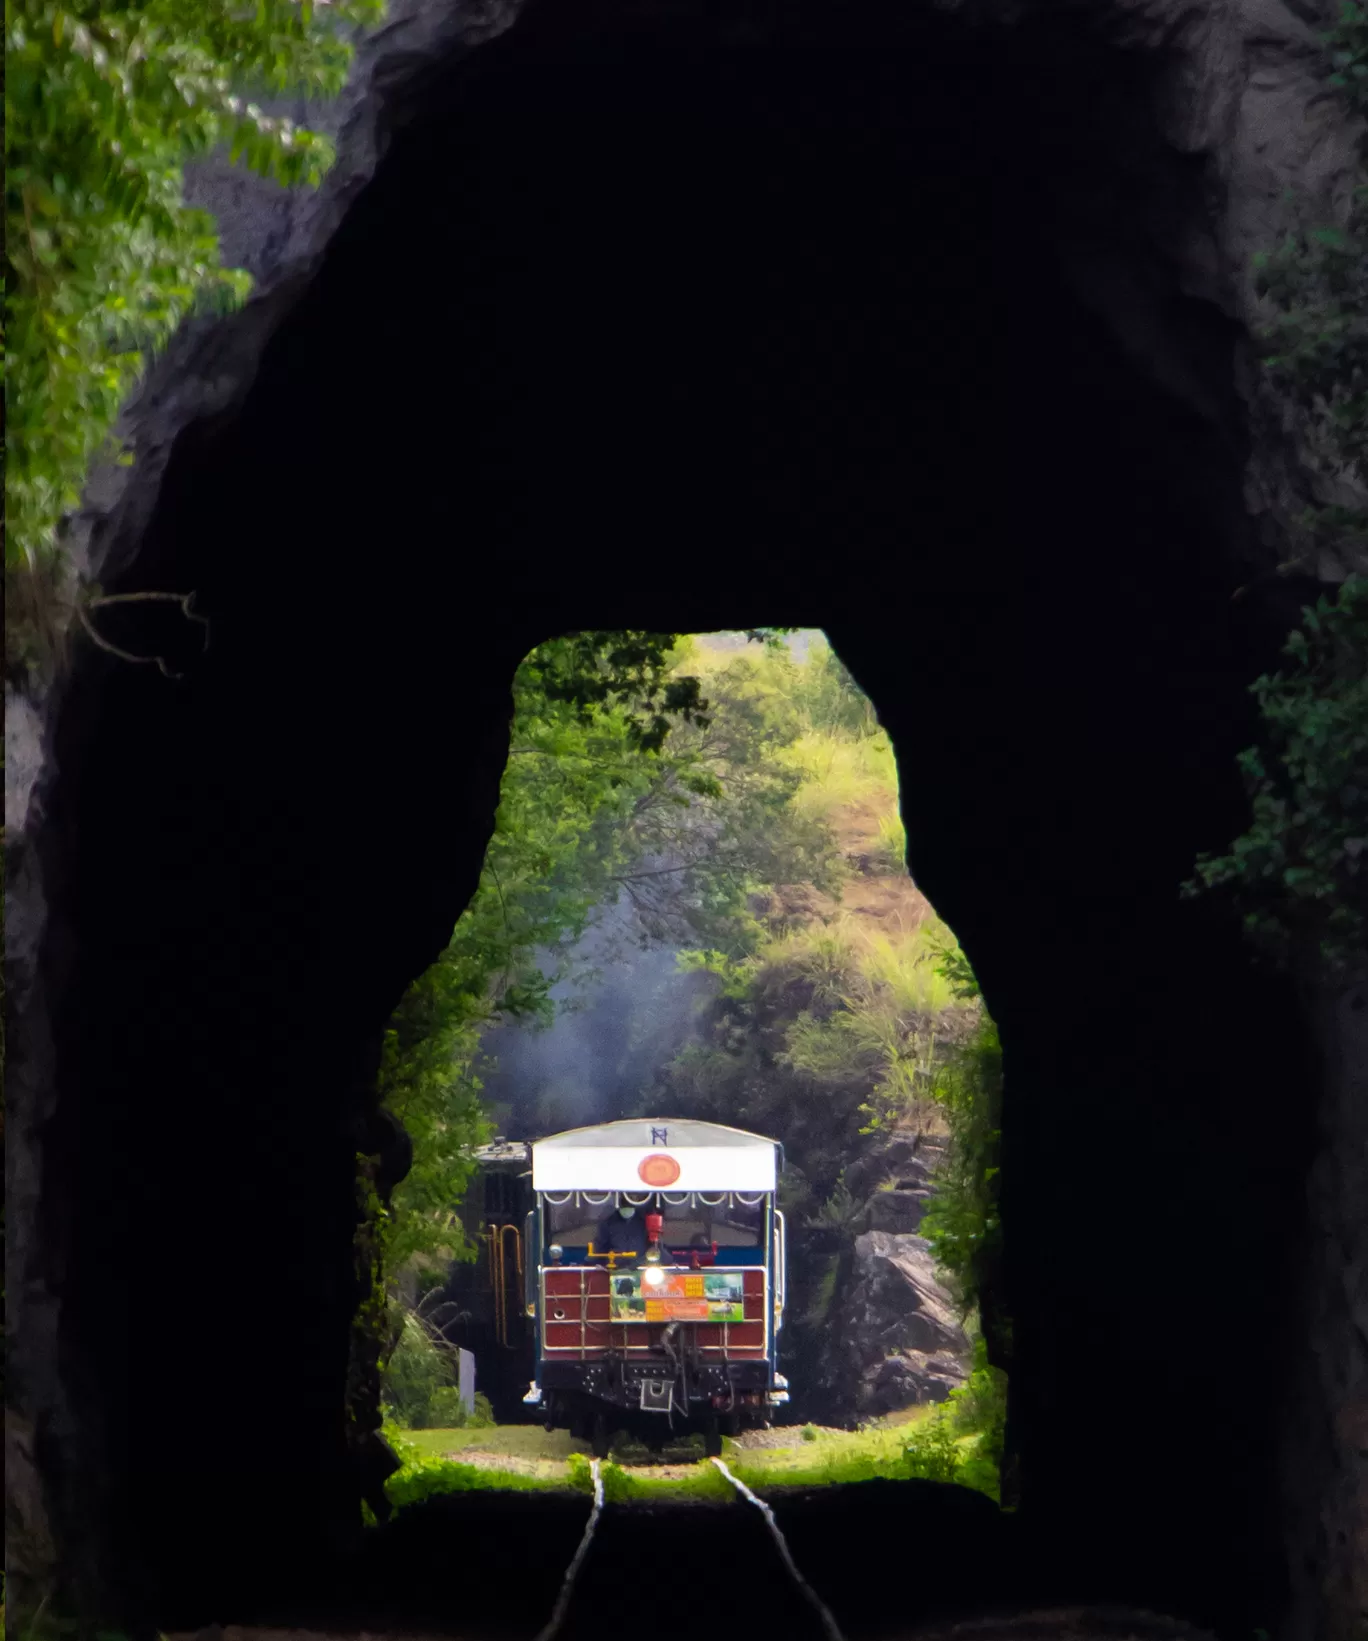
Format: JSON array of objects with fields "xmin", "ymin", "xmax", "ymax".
[
  {"xmin": 488, "ymin": 1226, "xmax": 506, "ymax": 1347},
  {"xmin": 488, "ymin": 1223, "xmax": 524, "ymax": 1347}
]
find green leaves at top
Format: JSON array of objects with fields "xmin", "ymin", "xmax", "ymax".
[{"xmin": 6, "ymin": 0, "xmax": 386, "ymax": 676}]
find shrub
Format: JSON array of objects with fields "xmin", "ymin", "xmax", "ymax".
[
  {"xmin": 893, "ymin": 1410, "xmax": 960, "ymax": 1484},
  {"xmin": 426, "ymin": 1386, "xmax": 497, "ymax": 1429},
  {"xmin": 919, "ymin": 1014, "xmax": 1003, "ymax": 1313},
  {"xmin": 943, "ymin": 1335, "xmax": 1008, "ymax": 1502},
  {"xmin": 381, "ymin": 1302, "xmax": 461, "ymax": 1429},
  {"xmin": 1187, "ymin": 577, "xmax": 1368, "ymax": 972}
]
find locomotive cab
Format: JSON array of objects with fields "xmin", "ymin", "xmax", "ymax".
[{"xmin": 522, "ymin": 1119, "xmax": 790, "ymax": 1456}]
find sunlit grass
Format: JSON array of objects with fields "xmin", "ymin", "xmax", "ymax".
[
  {"xmin": 873, "ymin": 808, "xmax": 908, "ymax": 870},
  {"xmin": 596, "ymin": 1457, "xmax": 735, "ymax": 1503},
  {"xmin": 379, "ymin": 1410, "xmax": 987, "ymax": 1513},
  {"xmin": 782, "ymin": 730, "xmax": 900, "ymax": 826},
  {"xmin": 759, "ymin": 912, "xmax": 960, "ymax": 1017},
  {"xmin": 860, "ymin": 925, "xmax": 957, "ymax": 1016},
  {"xmin": 759, "ymin": 916, "xmax": 866, "ymax": 1001},
  {"xmin": 395, "ymin": 1424, "xmax": 587, "ymax": 1461}
]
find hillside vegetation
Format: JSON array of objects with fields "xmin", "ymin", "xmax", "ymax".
[{"xmin": 378, "ymin": 631, "xmax": 1006, "ymax": 1500}]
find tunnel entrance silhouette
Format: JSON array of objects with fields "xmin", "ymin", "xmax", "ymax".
[{"xmin": 21, "ymin": 0, "xmax": 1325, "ymax": 1635}]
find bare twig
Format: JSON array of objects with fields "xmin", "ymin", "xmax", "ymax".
[{"xmin": 76, "ymin": 589, "xmax": 210, "ymax": 680}]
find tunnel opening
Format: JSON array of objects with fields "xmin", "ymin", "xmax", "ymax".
[
  {"xmin": 14, "ymin": 0, "xmax": 1333, "ymax": 1636},
  {"xmin": 390, "ymin": 627, "xmax": 1002, "ymax": 1459}
]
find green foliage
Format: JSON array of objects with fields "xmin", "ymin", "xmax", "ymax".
[
  {"xmin": 344, "ymin": 1149, "xmax": 391, "ymax": 1460},
  {"xmin": 1254, "ymin": 190, "xmax": 1368, "ymax": 484},
  {"xmin": 379, "ymin": 1284, "xmax": 493, "ymax": 1431},
  {"xmin": 377, "ymin": 1416, "xmax": 567, "ymax": 1509},
  {"xmin": 427, "ymin": 1388, "xmax": 494, "ymax": 1429},
  {"xmin": 943, "ymin": 1333, "xmax": 1009, "ymax": 1503},
  {"xmin": 801, "ymin": 1423, "xmax": 819, "ymax": 1443},
  {"xmin": 775, "ymin": 917, "xmax": 969, "ymax": 1139},
  {"xmin": 383, "ymin": 1450, "xmax": 558, "ymax": 1510},
  {"xmin": 1187, "ymin": 577, "xmax": 1368, "ymax": 970},
  {"xmin": 381, "ymin": 631, "xmax": 843, "ymax": 1274},
  {"xmin": 809, "ymin": 1179, "xmax": 862, "ymax": 1232},
  {"xmin": 897, "ymin": 1411, "xmax": 963, "ymax": 1484},
  {"xmin": 872, "ymin": 809, "xmax": 908, "ymax": 873},
  {"xmin": 919, "ymin": 1015, "xmax": 1004, "ymax": 1314},
  {"xmin": 658, "ymin": 644, "xmax": 984, "ymax": 1203},
  {"xmin": 5, "ymin": 0, "xmax": 385, "ymax": 674},
  {"xmin": 380, "ymin": 1298, "xmax": 460, "ymax": 1429},
  {"xmin": 531, "ymin": 631, "xmax": 711, "ymax": 753},
  {"xmin": 1248, "ymin": 4, "xmax": 1368, "ymax": 527},
  {"xmin": 597, "ymin": 1459, "xmax": 733, "ymax": 1503},
  {"xmin": 1325, "ymin": 2, "xmax": 1368, "ymax": 122},
  {"xmin": 784, "ymin": 635, "xmax": 883, "ymax": 740},
  {"xmin": 782, "ymin": 731, "xmax": 898, "ymax": 827},
  {"xmin": 1193, "ymin": 4, "xmax": 1368, "ymax": 967}
]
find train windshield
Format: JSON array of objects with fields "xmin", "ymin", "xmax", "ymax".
[{"xmin": 542, "ymin": 1192, "xmax": 766, "ymax": 1249}]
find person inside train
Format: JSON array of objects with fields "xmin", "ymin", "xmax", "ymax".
[{"xmin": 596, "ymin": 1200, "xmax": 650, "ymax": 1262}]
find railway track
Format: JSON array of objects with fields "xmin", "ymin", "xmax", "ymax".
[{"xmin": 535, "ymin": 1458, "xmax": 846, "ymax": 1641}]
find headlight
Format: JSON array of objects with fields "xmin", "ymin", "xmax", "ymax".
[
  {"xmin": 548, "ymin": 1243, "xmax": 564, "ymax": 1263},
  {"xmin": 644, "ymin": 1266, "xmax": 666, "ymax": 1287}
]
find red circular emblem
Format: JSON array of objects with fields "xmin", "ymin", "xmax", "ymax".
[{"xmin": 638, "ymin": 1153, "xmax": 681, "ymax": 1187}]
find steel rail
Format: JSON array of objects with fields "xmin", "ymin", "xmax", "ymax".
[
  {"xmin": 532, "ymin": 1459, "xmax": 604, "ymax": 1641},
  {"xmin": 711, "ymin": 1457, "xmax": 846, "ymax": 1641}
]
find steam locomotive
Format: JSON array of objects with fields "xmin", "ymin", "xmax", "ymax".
[{"xmin": 447, "ymin": 1119, "xmax": 790, "ymax": 1455}]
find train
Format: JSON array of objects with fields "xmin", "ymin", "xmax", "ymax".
[{"xmin": 443, "ymin": 1118, "xmax": 790, "ymax": 1455}]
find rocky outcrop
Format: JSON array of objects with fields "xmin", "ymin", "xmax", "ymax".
[
  {"xmin": 838, "ymin": 1231, "xmax": 971, "ymax": 1417},
  {"xmin": 848, "ymin": 1136, "xmax": 944, "ymax": 1237},
  {"xmin": 792, "ymin": 1134, "xmax": 971, "ymax": 1422}
]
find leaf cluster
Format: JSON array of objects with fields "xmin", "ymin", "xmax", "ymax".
[
  {"xmin": 1189, "ymin": 8, "xmax": 1368, "ymax": 968},
  {"xmin": 5, "ymin": 0, "xmax": 382, "ymax": 669},
  {"xmin": 1186, "ymin": 577, "xmax": 1368, "ymax": 970},
  {"xmin": 918, "ymin": 1013, "xmax": 1003, "ymax": 1317},
  {"xmin": 530, "ymin": 631, "xmax": 710, "ymax": 754}
]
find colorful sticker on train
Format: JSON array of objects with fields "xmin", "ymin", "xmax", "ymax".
[{"xmin": 609, "ymin": 1269, "xmax": 746, "ymax": 1322}]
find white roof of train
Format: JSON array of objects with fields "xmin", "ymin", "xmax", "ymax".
[{"xmin": 531, "ymin": 1118, "xmax": 779, "ymax": 1192}]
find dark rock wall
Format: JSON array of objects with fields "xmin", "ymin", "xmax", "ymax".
[{"xmin": 5, "ymin": 3, "xmax": 1364, "ymax": 1638}]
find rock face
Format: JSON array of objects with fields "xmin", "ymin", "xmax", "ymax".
[
  {"xmin": 800, "ymin": 1135, "xmax": 971, "ymax": 1421},
  {"xmin": 781, "ymin": 1133, "xmax": 971, "ymax": 1424},
  {"xmin": 841, "ymin": 1231, "xmax": 971, "ymax": 1416}
]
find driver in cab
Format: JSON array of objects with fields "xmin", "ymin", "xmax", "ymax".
[{"xmin": 596, "ymin": 1201, "xmax": 650, "ymax": 1264}]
